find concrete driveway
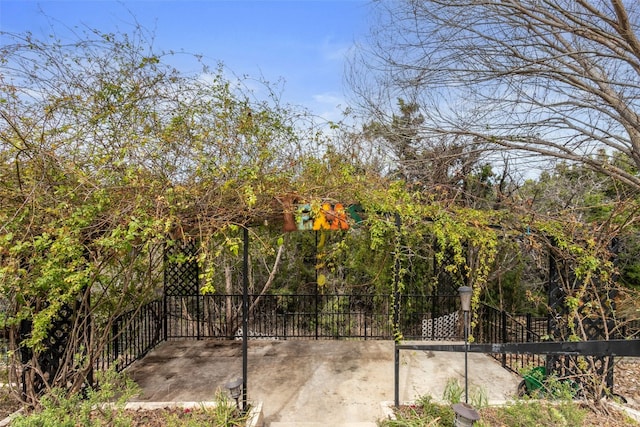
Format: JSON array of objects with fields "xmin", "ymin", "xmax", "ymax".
[{"xmin": 126, "ymin": 339, "xmax": 520, "ymax": 426}]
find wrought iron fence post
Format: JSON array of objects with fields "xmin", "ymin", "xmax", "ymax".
[
  {"xmin": 284, "ymin": 310, "xmax": 288, "ymax": 340},
  {"xmin": 393, "ymin": 213, "xmax": 401, "ymax": 407},
  {"xmin": 501, "ymin": 310, "xmax": 508, "ymax": 368},
  {"xmin": 112, "ymin": 320, "xmax": 119, "ymax": 371},
  {"xmin": 196, "ymin": 294, "xmax": 201, "ymax": 340},
  {"xmin": 162, "ymin": 294, "xmax": 168, "ymax": 342},
  {"xmin": 394, "ymin": 344, "xmax": 400, "ymax": 407},
  {"xmin": 431, "ymin": 294, "xmax": 437, "ymax": 339},
  {"xmin": 242, "ymin": 226, "xmax": 249, "ymax": 412}
]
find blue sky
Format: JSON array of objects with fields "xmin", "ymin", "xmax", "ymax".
[{"xmin": 1, "ymin": 0, "xmax": 372, "ymax": 121}]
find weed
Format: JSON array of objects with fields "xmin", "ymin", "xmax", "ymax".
[
  {"xmin": 379, "ymin": 395, "xmax": 454, "ymax": 427},
  {"xmin": 383, "ymin": 389, "xmax": 635, "ymax": 427},
  {"xmin": 485, "ymin": 399, "xmax": 588, "ymax": 427},
  {"xmin": 10, "ymin": 371, "xmax": 248, "ymax": 427},
  {"xmin": 162, "ymin": 395, "xmax": 248, "ymax": 426},
  {"xmin": 442, "ymin": 377, "xmax": 488, "ymax": 408},
  {"xmin": 470, "ymin": 385, "xmax": 488, "ymax": 409},
  {"xmin": 12, "ymin": 370, "xmax": 138, "ymax": 427},
  {"xmin": 442, "ymin": 378, "xmax": 464, "ymax": 404}
]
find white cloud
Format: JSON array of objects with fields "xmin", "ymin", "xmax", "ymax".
[
  {"xmin": 313, "ymin": 92, "xmax": 343, "ymax": 106},
  {"xmin": 308, "ymin": 92, "xmax": 346, "ymax": 123},
  {"xmin": 321, "ymin": 36, "xmax": 353, "ymax": 62}
]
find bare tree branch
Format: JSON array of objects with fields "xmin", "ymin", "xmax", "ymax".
[{"xmin": 351, "ymin": 0, "xmax": 640, "ymax": 189}]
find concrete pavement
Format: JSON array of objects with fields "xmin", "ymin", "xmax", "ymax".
[{"xmin": 125, "ymin": 340, "xmax": 521, "ymax": 425}]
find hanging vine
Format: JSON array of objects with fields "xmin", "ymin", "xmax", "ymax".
[{"xmin": 362, "ymin": 185, "xmax": 505, "ymax": 341}]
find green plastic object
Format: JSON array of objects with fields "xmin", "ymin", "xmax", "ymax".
[{"xmin": 523, "ymin": 366, "xmax": 547, "ymax": 391}]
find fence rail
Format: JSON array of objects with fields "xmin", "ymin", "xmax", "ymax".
[{"xmin": 474, "ymin": 304, "xmax": 640, "ymax": 376}]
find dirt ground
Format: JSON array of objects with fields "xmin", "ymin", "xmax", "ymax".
[
  {"xmin": 615, "ymin": 358, "xmax": 640, "ymax": 410},
  {"xmin": 125, "ymin": 339, "xmax": 521, "ymax": 425}
]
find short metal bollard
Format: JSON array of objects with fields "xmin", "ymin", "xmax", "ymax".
[
  {"xmin": 452, "ymin": 402, "xmax": 480, "ymax": 427},
  {"xmin": 225, "ymin": 377, "xmax": 243, "ymax": 409}
]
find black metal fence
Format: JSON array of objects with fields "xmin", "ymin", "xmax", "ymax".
[
  {"xmin": 164, "ymin": 293, "xmax": 462, "ymax": 341},
  {"xmin": 97, "ymin": 299, "xmax": 164, "ymax": 372},
  {"xmin": 99, "ymin": 293, "xmax": 463, "ymax": 371},
  {"xmin": 166, "ymin": 293, "xmax": 388, "ymax": 340},
  {"xmin": 475, "ymin": 304, "xmax": 547, "ymax": 374},
  {"xmin": 474, "ymin": 303, "xmax": 640, "ymax": 383},
  {"xmin": 102, "ymin": 294, "xmax": 596, "ymax": 375},
  {"xmin": 623, "ymin": 318, "xmax": 640, "ymax": 338}
]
